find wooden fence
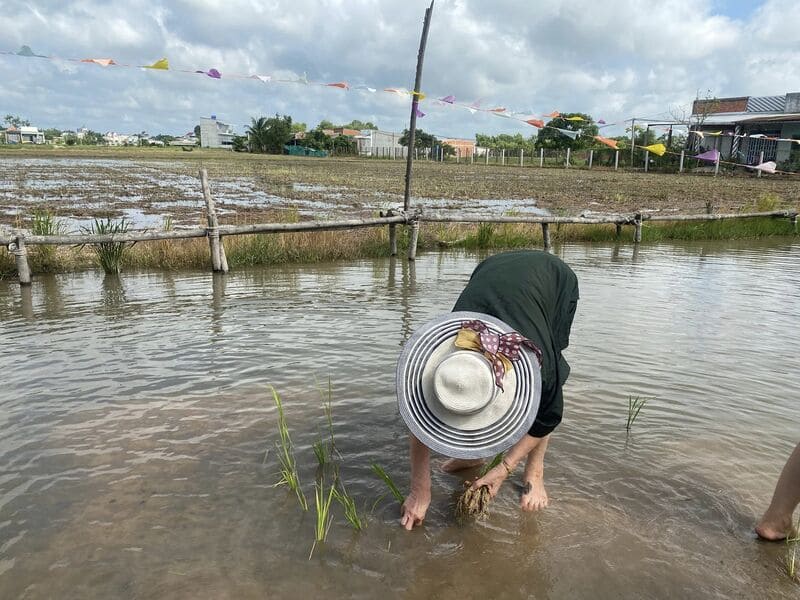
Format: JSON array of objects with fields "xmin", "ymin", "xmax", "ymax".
[{"xmin": 1, "ymin": 169, "xmax": 797, "ymax": 285}]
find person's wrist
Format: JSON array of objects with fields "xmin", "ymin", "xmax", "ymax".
[{"xmin": 501, "ymin": 457, "xmax": 515, "ymax": 475}]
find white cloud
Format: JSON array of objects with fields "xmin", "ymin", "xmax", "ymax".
[{"xmin": 0, "ymin": 0, "xmax": 797, "ymax": 138}]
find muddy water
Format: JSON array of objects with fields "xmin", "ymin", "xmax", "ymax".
[{"xmin": 1, "ymin": 241, "xmax": 798, "ymax": 599}]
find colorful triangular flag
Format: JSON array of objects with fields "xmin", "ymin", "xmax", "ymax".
[
  {"xmin": 144, "ymin": 58, "xmax": 169, "ymax": 70},
  {"xmin": 643, "ymin": 143, "xmax": 667, "ymax": 156}
]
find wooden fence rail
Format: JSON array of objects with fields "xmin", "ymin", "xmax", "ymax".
[{"xmin": 1, "ymin": 167, "xmax": 796, "ymax": 286}]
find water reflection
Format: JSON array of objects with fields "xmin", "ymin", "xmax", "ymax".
[{"xmin": 0, "ymin": 241, "xmax": 798, "ymax": 599}]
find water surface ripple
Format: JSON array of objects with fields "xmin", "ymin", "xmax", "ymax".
[{"xmin": 1, "ymin": 240, "xmax": 798, "ymax": 599}]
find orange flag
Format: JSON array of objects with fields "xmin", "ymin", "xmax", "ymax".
[
  {"xmin": 546, "ymin": 111, "xmax": 560, "ymax": 118},
  {"xmin": 594, "ymin": 136, "xmax": 618, "ymax": 149},
  {"xmin": 489, "ymin": 107, "xmax": 506, "ymax": 112},
  {"xmin": 526, "ymin": 119, "xmax": 544, "ymax": 128},
  {"xmin": 326, "ymin": 82, "xmax": 349, "ymax": 89}
]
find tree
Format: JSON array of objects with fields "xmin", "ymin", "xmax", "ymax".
[
  {"xmin": 232, "ymin": 135, "xmax": 248, "ymax": 152},
  {"xmin": 194, "ymin": 125, "xmax": 202, "ymax": 146},
  {"xmin": 475, "ymin": 133, "xmax": 536, "ymax": 154},
  {"xmin": 303, "ymin": 128, "xmax": 333, "ymax": 151},
  {"xmin": 399, "ymin": 128, "xmax": 437, "ymax": 150},
  {"xmin": 534, "ymin": 113, "xmax": 598, "ymax": 151},
  {"xmin": 291, "ymin": 122, "xmax": 307, "ymax": 134},
  {"xmin": 317, "ymin": 119, "xmax": 335, "ymax": 131},
  {"xmin": 331, "ymin": 134, "xmax": 357, "ymax": 155},
  {"xmin": 4, "ymin": 114, "xmax": 30, "ymax": 128},
  {"xmin": 247, "ymin": 114, "xmax": 293, "ymax": 154},
  {"xmin": 153, "ymin": 134, "xmax": 176, "ymax": 144},
  {"xmin": 342, "ymin": 119, "xmax": 376, "ymax": 131},
  {"xmin": 43, "ymin": 128, "xmax": 62, "ymax": 141}
]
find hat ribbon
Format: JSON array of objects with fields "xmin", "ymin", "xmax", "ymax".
[{"xmin": 455, "ymin": 320, "xmax": 543, "ymax": 391}]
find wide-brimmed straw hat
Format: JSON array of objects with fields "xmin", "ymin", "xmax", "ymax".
[{"xmin": 396, "ymin": 311, "xmax": 542, "ymax": 459}]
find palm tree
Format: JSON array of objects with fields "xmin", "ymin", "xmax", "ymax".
[{"xmin": 247, "ymin": 117, "xmax": 269, "ymax": 153}]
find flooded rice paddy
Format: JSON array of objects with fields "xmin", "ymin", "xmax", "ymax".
[
  {"xmin": 1, "ymin": 240, "xmax": 798, "ymax": 599},
  {"xmin": 0, "ymin": 157, "xmax": 548, "ymax": 231}
]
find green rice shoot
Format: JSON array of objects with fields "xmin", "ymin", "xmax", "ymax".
[
  {"xmin": 309, "ymin": 474, "xmax": 337, "ymax": 559},
  {"xmin": 370, "ymin": 463, "xmax": 405, "ymax": 504},
  {"xmin": 84, "ymin": 217, "xmax": 131, "ymax": 274},
  {"xmin": 786, "ymin": 514, "xmax": 800, "ymax": 581},
  {"xmin": 333, "ymin": 472, "xmax": 364, "ymax": 531},
  {"xmin": 626, "ymin": 395, "xmax": 650, "ymax": 432},
  {"xmin": 478, "ymin": 453, "xmax": 504, "ymax": 477},
  {"xmin": 272, "ymin": 386, "xmax": 308, "ymax": 511}
]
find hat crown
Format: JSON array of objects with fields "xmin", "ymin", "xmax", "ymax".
[{"xmin": 432, "ymin": 351, "xmax": 496, "ymax": 415}]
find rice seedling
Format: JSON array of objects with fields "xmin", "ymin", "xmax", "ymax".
[
  {"xmin": 626, "ymin": 395, "xmax": 649, "ymax": 432},
  {"xmin": 333, "ymin": 473, "xmax": 364, "ymax": 532},
  {"xmin": 309, "ymin": 474, "xmax": 337, "ymax": 559},
  {"xmin": 454, "ymin": 453, "xmax": 504, "ymax": 524},
  {"xmin": 315, "ymin": 375, "xmax": 339, "ymax": 459},
  {"xmin": 272, "ymin": 387, "xmax": 308, "ymax": 511},
  {"xmin": 83, "ymin": 217, "xmax": 131, "ymax": 274},
  {"xmin": 455, "ymin": 482, "xmax": 492, "ymax": 524},
  {"xmin": 786, "ymin": 515, "xmax": 800, "ymax": 582},
  {"xmin": 312, "ymin": 440, "xmax": 328, "ymax": 468},
  {"xmin": 370, "ymin": 463, "xmax": 405, "ymax": 504}
]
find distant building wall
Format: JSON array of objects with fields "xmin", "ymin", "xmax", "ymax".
[{"xmin": 199, "ymin": 117, "xmax": 235, "ymax": 149}]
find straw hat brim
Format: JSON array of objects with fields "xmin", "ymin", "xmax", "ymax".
[{"xmin": 396, "ymin": 311, "xmax": 541, "ymax": 459}]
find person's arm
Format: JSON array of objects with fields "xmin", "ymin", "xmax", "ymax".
[
  {"xmin": 400, "ymin": 435, "xmax": 431, "ymax": 530},
  {"xmin": 471, "ymin": 434, "xmax": 545, "ymax": 496}
]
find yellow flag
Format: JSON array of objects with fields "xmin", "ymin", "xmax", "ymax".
[
  {"xmin": 144, "ymin": 58, "xmax": 169, "ymax": 70},
  {"xmin": 643, "ymin": 143, "xmax": 666, "ymax": 156},
  {"xmin": 411, "ymin": 91, "xmax": 426, "ymax": 100},
  {"xmin": 564, "ymin": 116, "xmax": 584, "ymax": 121}
]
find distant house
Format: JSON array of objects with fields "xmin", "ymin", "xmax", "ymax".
[
  {"xmin": 440, "ymin": 137, "xmax": 476, "ymax": 158},
  {"xmin": 354, "ymin": 129, "xmax": 406, "ymax": 157},
  {"xmin": 690, "ymin": 92, "xmax": 800, "ymax": 164},
  {"xmin": 199, "ymin": 116, "xmax": 236, "ymax": 149},
  {"xmin": 4, "ymin": 126, "xmax": 45, "ymax": 144}
]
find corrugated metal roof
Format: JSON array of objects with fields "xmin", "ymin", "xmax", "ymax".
[
  {"xmin": 746, "ymin": 95, "xmax": 786, "ymax": 112},
  {"xmin": 697, "ymin": 111, "xmax": 800, "ymax": 125}
]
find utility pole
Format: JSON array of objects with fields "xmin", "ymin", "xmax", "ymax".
[{"xmin": 403, "ymin": 1, "xmax": 435, "ymax": 212}]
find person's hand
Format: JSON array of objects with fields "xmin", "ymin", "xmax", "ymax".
[
  {"xmin": 470, "ymin": 462, "xmax": 509, "ymax": 498},
  {"xmin": 400, "ymin": 488, "xmax": 431, "ymax": 530}
]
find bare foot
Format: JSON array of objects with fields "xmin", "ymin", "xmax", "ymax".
[
  {"xmin": 755, "ymin": 515, "xmax": 793, "ymax": 541},
  {"xmin": 520, "ymin": 476, "xmax": 548, "ymax": 512},
  {"xmin": 441, "ymin": 458, "xmax": 485, "ymax": 473}
]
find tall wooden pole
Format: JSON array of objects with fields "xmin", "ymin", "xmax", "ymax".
[
  {"xmin": 630, "ymin": 118, "xmax": 636, "ymax": 168},
  {"xmin": 403, "ymin": 1, "xmax": 435, "ymax": 213}
]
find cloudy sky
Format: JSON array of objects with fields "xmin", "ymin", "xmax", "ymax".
[{"xmin": 2, "ymin": 0, "xmax": 799, "ymax": 139}]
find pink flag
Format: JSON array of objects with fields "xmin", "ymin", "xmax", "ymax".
[
  {"xmin": 326, "ymin": 82, "xmax": 349, "ymax": 89},
  {"xmin": 81, "ymin": 58, "xmax": 116, "ymax": 66},
  {"xmin": 414, "ymin": 106, "xmax": 426, "ymax": 118},
  {"xmin": 526, "ymin": 119, "xmax": 544, "ymax": 128},
  {"xmin": 750, "ymin": 161, "xmax": 777, "ymax": 174},
  {"xmin": 439, "ymin": 95, "xmax": 455, "ymax": 103},
  {"xmin": 694, "ymin": 149, "xmax": 719, "ymax": 162},
  {"xmin": 597, "ymin": 119, "xmax": 607, "ymax": 125}
]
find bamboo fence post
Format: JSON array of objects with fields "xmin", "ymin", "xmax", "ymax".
[
  {"xmin": 541, "ymin": 222, "xmax": 551, "ymax": 249},
  {"xmin": 456, "ymin": 148, "xmax": 460, "ymax": 163},
  {"xmin": 200, "ymin": 168, "xmax": 227, "ymax": 273},
  {"xmin": 634, "ymin": 213, "xmax": 643, "ymax": 243},
  {"xmin": 615, "ymin": 223, "xmax": 622, "ymax": 238},
  {"xmin": 614, "ymin": 150, "xmax": 619, "ymax": 171},
  {"xmin": 501, "ymin": 149, "xmax": 505, "ymax": 166},
  {"xmin": 758, "ymin": 151, "xmax": 764, "ymax": 178},
  {"xmin": 9, "ymin": 235, "xmax": 31, "ymax": 285},
  {"xmin": 540, "ymin": 148, "xmax": 544, "ymax": 167},
  {"xmin": 679, "ymin": 150, "xmax": 685, "ymax": 173},
  {"xmin": 565, "ymin": 148, "xmax": 571, "ymax": 168},
  {"xmin": 470, "ymin": 150, "xmax": 474, "ymax": 165},
  {"xmin": 485, "ymin": 150, "xmax": 489, "ymax": 165},
  {"xmin": 644, "ymin": 150, "xmax": 649, "ymax": 172},
  {"xmin": 389, "ymin": 224, "xmax": 398, "ymax": 256},
  {"xmin": 520, "ymin": 149, "xmax": 524, "ymax": 166},
  {"xmin": 407, "ymin": 219, "xmax": 420, "ymax": 261},
  {"xmin": 588, "ymin": 149, "xmax": 593, "ymax": 169},
  {"xmin": 714, "ymin": 154, "xmax": 720, "ymax": 177},
  {"xmin": 792, "ymin": 213, "xmax": 798, "ymax": 233}
]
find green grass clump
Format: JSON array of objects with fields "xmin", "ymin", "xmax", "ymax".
[
  {"xmin": 84, "ymin": 217, "xmax": 131, "ymax": 274},
  {"xmin": 272, "ymin": 387, "xmax": 308, "ymax": 511},
  {"xmin": 30, "ymin": 210, "xmax": 65, "ymax": 269},
  {"xmin": 370, "ymin": 463, "xmax": 405, "ymax": 504},
  {"xmin": 333, "ymin": 474, "xmax": 364, "ymax": 532}
]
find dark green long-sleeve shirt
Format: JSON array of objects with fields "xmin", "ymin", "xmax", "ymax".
[{"xmin": 452, "ymin": 251, "xmax": 579, "ymax": 437}]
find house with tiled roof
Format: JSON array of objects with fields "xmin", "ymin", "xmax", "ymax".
[{"xmin": 4, "ymin": 126, "xmax": 45, "ymax": 144}]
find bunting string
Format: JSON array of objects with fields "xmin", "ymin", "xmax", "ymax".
[{"xmin": 3, "ymin": 44, "xmax": 800, "ymax": 161}]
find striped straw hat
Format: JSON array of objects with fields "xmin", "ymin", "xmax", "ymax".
[{"xmin": 396, "ymin": 311, "xmax": 542, "ymax": 459}]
